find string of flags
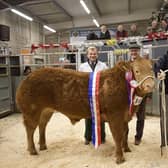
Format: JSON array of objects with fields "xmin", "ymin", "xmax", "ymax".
[{"xmin": 31, "ymin": 42, "xmax": 69, "ymax": 53}]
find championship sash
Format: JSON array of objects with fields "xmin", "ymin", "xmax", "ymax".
[
  {"xmin": 125, "ymin": 71, "xmax": 143, "ymax": 116},
  {"xmin": 125, "ymin": 71, "xmax": 136, "ymax": 116},
  {"xmin": 88, "ymin": 72, "xmax": 101, "ymax": 148}
]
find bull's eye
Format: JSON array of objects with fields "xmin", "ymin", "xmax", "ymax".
[{"xmin": 135, "ymin": 70, "xmax": 139, "ymax": 74}]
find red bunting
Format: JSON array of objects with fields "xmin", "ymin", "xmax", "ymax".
[
  {"xmin": 31, "ymin": 42, "xmax": 68, "ymax": 53},
  {"xmin": 147, "ymin": 32, "xmax": 168, "ymax": 40}
]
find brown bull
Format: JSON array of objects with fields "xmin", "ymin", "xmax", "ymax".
[{"xmin": 16, "ymin": 57, "xmax": 155, "ymax": 164}]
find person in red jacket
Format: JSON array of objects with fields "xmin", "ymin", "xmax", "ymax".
[{"xmin": 116, "ymin": 24, "xmax": 128, "ymax": 40}]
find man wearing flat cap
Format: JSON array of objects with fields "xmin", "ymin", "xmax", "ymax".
[
  {"xmin": 129, "ymin": 43, "xmax": 141, "ymax": 61},
  {"xmin": 129, "ymin": 43, "xmax": 147, "ymax": 145}
]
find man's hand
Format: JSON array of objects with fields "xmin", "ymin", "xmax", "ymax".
[{"xmin": 157, "ymin": 70, "xmax": 166, "ymax": 80}]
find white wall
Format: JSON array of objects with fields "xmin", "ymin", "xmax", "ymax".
[{"xmin": 0, "ymin": 10, "xmax": 45, "ymax": 54}]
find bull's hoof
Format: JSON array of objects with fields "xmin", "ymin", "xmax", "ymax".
[
  {"xmin": 40, "ymin": 144, "xmax": 47, "ymax": 150},
  {"xmin": 116, "ymin": 156, "xmax": 125, "ymax": 164},
  {"xmin": 124, "ymin": 147, "xmax": 131, "ymax": 152},
  {"xmin": 28, "ymin": 146, "xmax": 38, "ymax": 155},
  {"xmin": 29, "ymin": 149, "xmax": 38, "ymax": 155}
]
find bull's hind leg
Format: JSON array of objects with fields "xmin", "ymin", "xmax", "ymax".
[
  {"xmin": 108, "ymin": 121, "xmax": 125, "ymax": 164},
  {"xmin": 39, "ymin": 108, "xmax": 54, "ymax": 150},
  {"xmin": 123, "ymin": 122, "xmax": 131, "ymax": 152},
  {"xmin": 24, "ymin": 118, "xmax": 38, "ymax": 155}
]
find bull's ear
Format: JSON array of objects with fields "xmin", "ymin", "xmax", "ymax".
[
  {"xmin": 117, "ymin": 61, "xmax": 132, "ymax": 71},
  {"xmin": 142, "ymin": 58, "xmax": 155, "ymax": 67}
]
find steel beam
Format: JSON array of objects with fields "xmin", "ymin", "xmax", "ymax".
[
  {"xmin": 52, "ymin": 0, "xmax": 73, "ymax": 20},
  {"xmin": 128, "ymin": 0, "xmax": 131, "ymax": 14},
  {"xmin": 91, "ymin": 0, "xmax": 101, "ymax": 17}
]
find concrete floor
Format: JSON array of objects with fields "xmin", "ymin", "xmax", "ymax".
[{"xmin": 0, "ymin": 113, "xmax": 168, "ymax": 168}]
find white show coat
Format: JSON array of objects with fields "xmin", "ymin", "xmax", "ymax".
[{"xmin": 79, "ymin": 61, "xmax": 108, "ymax": 72}]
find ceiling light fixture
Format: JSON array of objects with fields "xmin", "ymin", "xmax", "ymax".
[
  {"xmin": 93, "ymin": 19, "xmax": 100, "ymax": 27},
  {"xmin": 80, "ymin": 0, "xmax": 90, "ymax": 14},
  {"xmin": 11, "ymin": 9, "xmax": 33, "ymax": 21},
  {"xmin": 43, "ymin": 25, "xmax": 56, "ymax": 33}
]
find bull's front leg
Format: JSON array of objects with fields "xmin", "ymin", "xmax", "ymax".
[{"xmin": 108, "ymin": 121, "xmax": 125, "ymax": 164}]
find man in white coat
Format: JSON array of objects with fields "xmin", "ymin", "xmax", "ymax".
[{"xmin": 79, "ymin": 46, "xmax": 108, "ymax": 145}]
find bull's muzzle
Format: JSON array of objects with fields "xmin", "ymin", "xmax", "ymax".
[
  {"xmin": 141, "ymin": 77, "xmax": 155, "ymax": 93},
  {"xmin": 142, "ymin": 80, "xmax": 155, "ymax": 93}
]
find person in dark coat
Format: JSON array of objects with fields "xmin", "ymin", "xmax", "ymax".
[
  {"xmin": 160, "ymin": 19, "xmax": 168, "ymax": 32},
  {"xmin": 154, "ymin": 52, "xmax": 168, "ymax": 154},
  {"xmin": 67, "ymin": 46, "xmax": 78, "ymax": 63},
  {"xmin": 128, "ymin": 24, "xmax": 141, "ymax": 37},
  {"xmin": 87, "ymin": 31, "xmax": 98, "ymax": 40},
  {"xmin": 99, "ymin": 25, "xmax": 111, "ymax": 40}
]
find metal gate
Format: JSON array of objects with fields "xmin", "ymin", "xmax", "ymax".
[{"xmin": 0, "ymin": 54, "xmax": 12, "ymax": 118}]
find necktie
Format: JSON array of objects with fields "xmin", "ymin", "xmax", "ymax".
[{"xmin": 90, "ymin": 62, "xmax": 95, "ymax": 71}]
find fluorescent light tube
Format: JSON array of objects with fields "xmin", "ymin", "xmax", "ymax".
[
  {"xmin": 43, "ymin": 25, "xmax": 56, "ymax": 33},
  {"xmin": 11, "ymin": 9, "xmax": 33, "ymax": 21},
  {"xmin": 93, "ymin": 19, "xmax": 100, "ymax": 27},
  {"xmin": 80, "ymin": 0, "xmax": 90, "ymax": 14}
]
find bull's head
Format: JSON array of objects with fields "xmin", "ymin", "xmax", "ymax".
[{"xmin": 131, "ymin": 57, "xmax": 155, "ymax": 95}]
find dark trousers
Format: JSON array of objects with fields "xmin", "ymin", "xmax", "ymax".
[
  {"xmin": 160, "ymin": 94, "xmax": 168, "ymax": 147},
  {"xmin": 84, "ymin": 118, "xmax": 105, "ymax": 141},
  {"xmin": 135, "ymin": 96, "xmax": 147, "ymax": 140}
]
